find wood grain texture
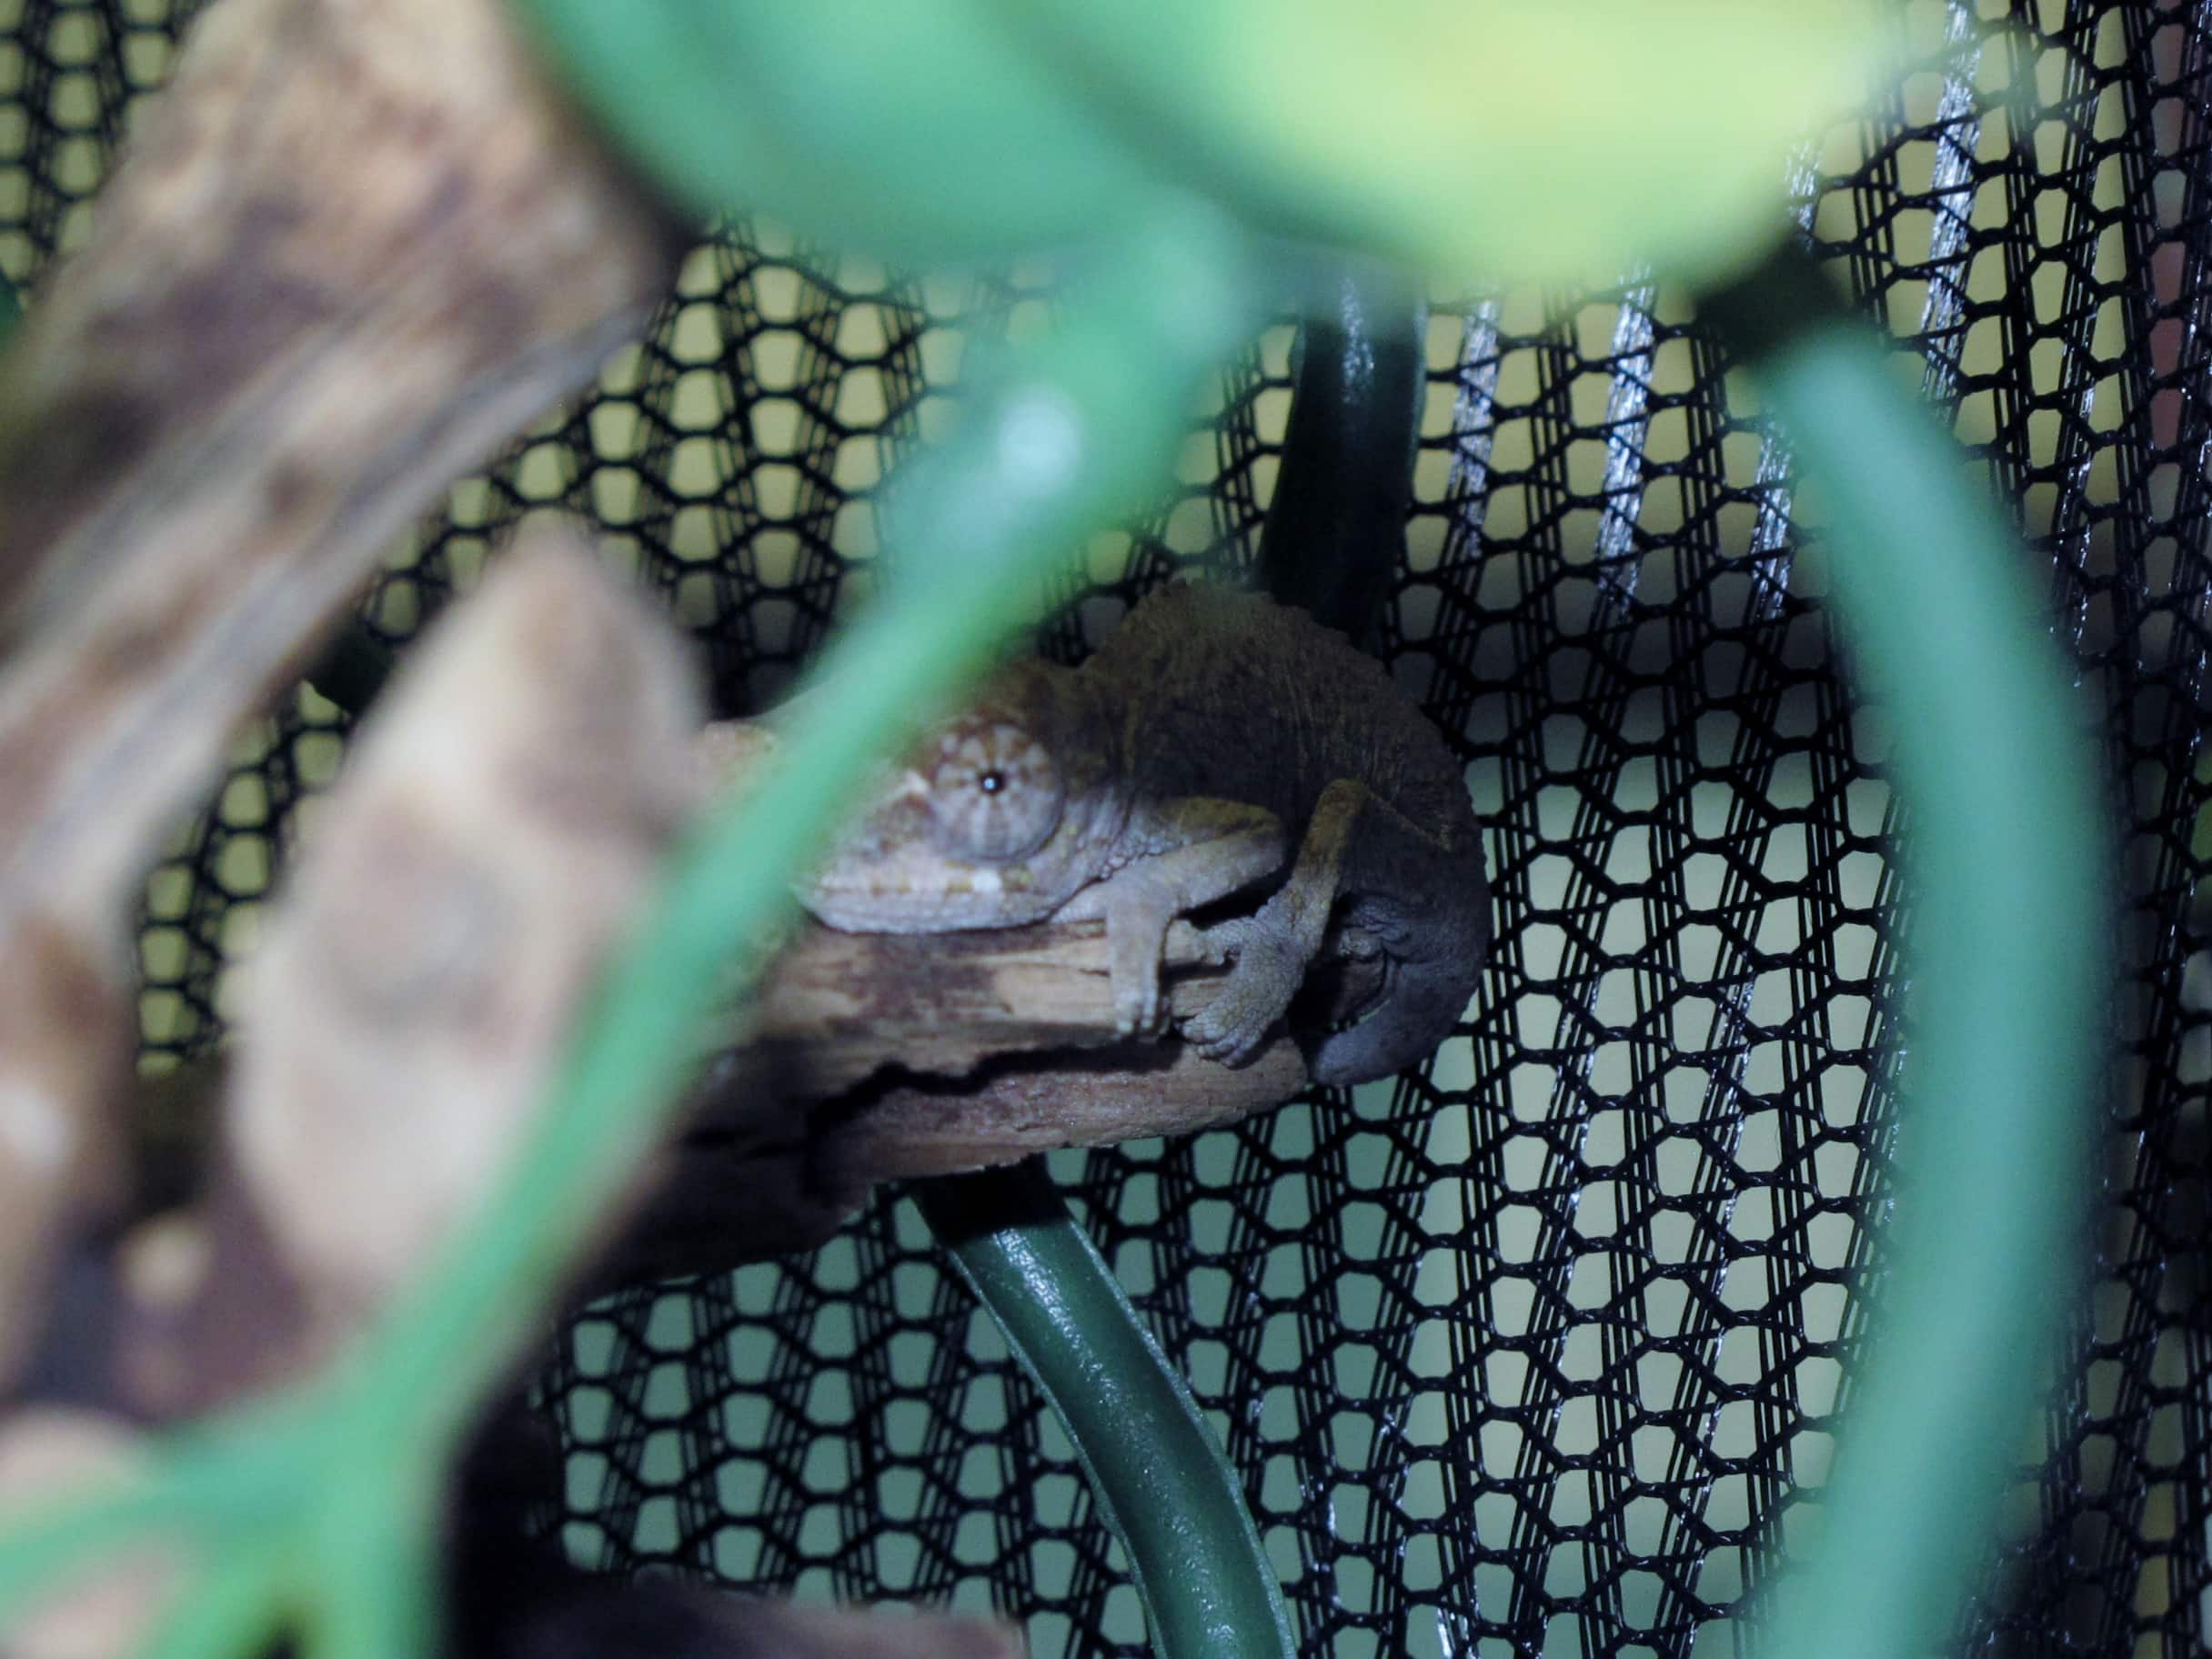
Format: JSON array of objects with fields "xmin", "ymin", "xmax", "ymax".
[
  {"xmin": 596, "ymin": 915, "xmax": 1325, "ymax": 1283},
  {"xmin": 0, "ymin": 0, "xmax": 682, "ymax": 936},
  {"xmin": 0, "ymin": 0, "xmax": 684, "ymax": 1393}
]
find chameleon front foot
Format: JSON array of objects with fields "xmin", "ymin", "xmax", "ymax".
[
  {"xmin": 1111, "ymin": 965, "xmax": 1168, "ymax": 1038},
  {"xmin": 1104, "ymin": 903, "xmax": 1176, "ymax": 1038},
  {"xmin": 1181, "ymin": 929, "xmax": 1306, "ymax": 1068}
]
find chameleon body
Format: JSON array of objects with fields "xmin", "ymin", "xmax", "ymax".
[{"xmin": 801, "ymin": 583, "xmax": 1490, "ymax": 1085}]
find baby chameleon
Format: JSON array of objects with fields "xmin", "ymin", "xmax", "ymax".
[{"xmin": 801, "ymin": 582, "xmax": 1490, "ymax": 1086}]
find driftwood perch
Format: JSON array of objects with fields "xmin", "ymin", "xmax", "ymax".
[
  {"xmin": 606, "ymin": 914, "xmax": 1320, "ymax": 1281},
  {"xmin": 33, "ymin": 919, "xmax": 1321, "ymax": 1346},
  {"xmin": 12, "ymin": 524, "xmax": 700, "ymax": 1414},
  {"xmin": 0, "ymin": 0, "xmax": 679, "ymax": 935},
  {"xmin": 17, "ymin": 873, "xmax": 1324, "ymax": 1413},
  {"xmin": 227, "ymin": 525, "xmax": 702, "ymax": 1349},
  {"xmin": 0, "ymin": 0, "xmax": 681, "ymax": 1396}
]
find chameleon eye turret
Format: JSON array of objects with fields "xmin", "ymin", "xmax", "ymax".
[{"xmin": 925, "ymin": 720, "xmax": 1066, "ymax": 861}]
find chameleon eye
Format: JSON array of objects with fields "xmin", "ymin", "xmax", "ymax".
[{"xmin": 928, "ymin": 721, "xmax": 1062, "ymax": 860}]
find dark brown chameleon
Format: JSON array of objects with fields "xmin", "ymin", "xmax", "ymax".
[{"xmin": 801, "ymin": 582, "xmax": 1490, "ymax": 1085}]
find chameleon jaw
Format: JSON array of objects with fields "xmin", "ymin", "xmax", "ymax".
[{"xmin": 799, "ymin": 856, "xmax": 1066, "ymax": 935}]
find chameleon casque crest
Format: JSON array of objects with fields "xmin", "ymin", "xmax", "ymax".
[{"xmin": 802, "ymin": 583, "xmax": 1490, "ymax": 1086}]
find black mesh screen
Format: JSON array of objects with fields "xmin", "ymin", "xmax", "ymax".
[{"xmin": 8, "ymin": 1, "xmax": 2210, "ymax": 1655}]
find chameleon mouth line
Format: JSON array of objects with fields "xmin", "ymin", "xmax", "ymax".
[{"xmin": 808, "ymin": 870, "xmax": 1006, "ymax": 897}]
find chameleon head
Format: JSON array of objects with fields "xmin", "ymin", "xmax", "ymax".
[{"xmin": 799, "ymin": 662, "xmax": 1109, "ymax": 933}]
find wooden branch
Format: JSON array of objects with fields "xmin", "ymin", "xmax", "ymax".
[
  {"xmin": 0, "ymin": 0, "xmax": 679, "ymax": 936},
  {"xmin": 5, "ymin": 527, "xmax": 695, "ymax": 1426},
  {"xmin": 0, "ymin": 0, "xmax": 681, "ymax": 1393},
  {"xmin": 749, "ymin": 916, "xmax": 1267, "ymax": 1091},
  {"xmin": 0, "ymin": 528, "xmax": 711, "ymax": 1659},
  {"xmin": 0, "ymin": 923, "xmax": 134, "ymax": 1390},
  {"xmin": 227, "ymin": 525, "xmax": 700, "ymax": 1342},
  {"xmin": 12, "ymin": 696, "xmax": 1342, "ymax": 1399},
  {"xmin": 585, "ymin": 915, "xmax": 1331, "ymax": 1283},
  {"xmin": 23, "ymin": 919, "xmax": 1326, "ymax": 1395}
]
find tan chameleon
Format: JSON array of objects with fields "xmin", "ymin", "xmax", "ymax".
[{"xmin": 797, "ymin": 582, "xmax": 1490, "ymax": 1086}]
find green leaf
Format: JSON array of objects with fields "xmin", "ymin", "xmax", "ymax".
[{"xmin": 516, "ymin": 0, "xmax": 1885, "ymax": 283}]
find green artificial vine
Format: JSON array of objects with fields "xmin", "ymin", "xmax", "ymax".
[{"xmin": 1705, "ymin": 248, "xmax": 2106, "ymax": 1659}]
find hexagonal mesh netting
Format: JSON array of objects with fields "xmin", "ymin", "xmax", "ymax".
[{"xmin": 4, "ymin": 1, "xmax": 2207, "ymax": 1655}]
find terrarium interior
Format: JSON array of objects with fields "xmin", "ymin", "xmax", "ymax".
[{"xmin": 1, "ymin": 2, "xmax": 2204, "ymax": 1655}]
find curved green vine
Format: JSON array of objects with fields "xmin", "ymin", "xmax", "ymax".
[{"xmin": 1710, "ymin": 251, "xmax": 2106, "ymax": 1659}]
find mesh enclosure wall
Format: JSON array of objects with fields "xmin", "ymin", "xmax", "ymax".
[{"xmin": 4, "ymin": 1, "xmax": 2207, "ymax": 1655}]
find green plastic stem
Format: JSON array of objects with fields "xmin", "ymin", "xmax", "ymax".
[
  {"xmin": 917, "ymin": 1166, "xmax": 1297, "ymax": 1659},
  {"xmin": 1712, "ymin": 254, "xmax": 2106, "ymax": 1658}
]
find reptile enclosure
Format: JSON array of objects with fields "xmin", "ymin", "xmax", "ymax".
[{"xmin": 5, "ymin": 2, "xmax": 2204, "ymax": 1655}]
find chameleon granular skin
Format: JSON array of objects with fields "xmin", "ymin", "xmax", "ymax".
[{"xmin": 10, "ymin": 2, "xmax": 2208, "ymax": 1654}]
